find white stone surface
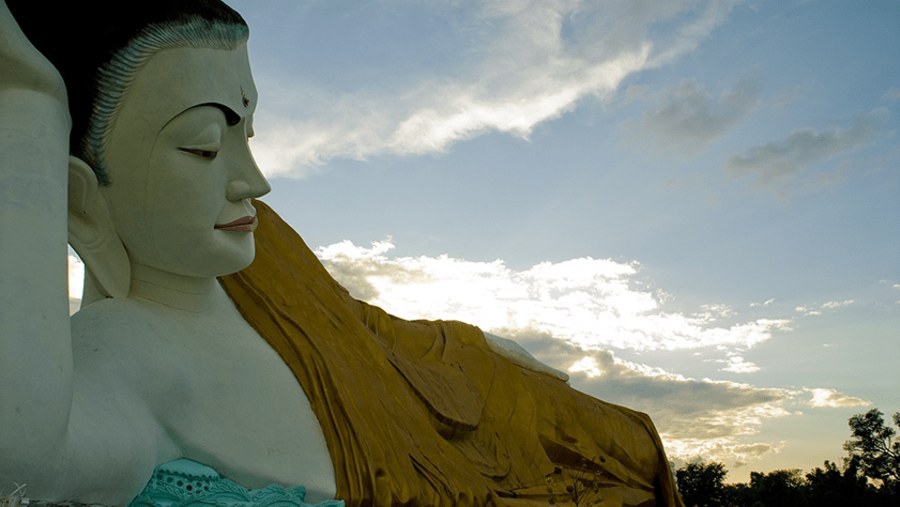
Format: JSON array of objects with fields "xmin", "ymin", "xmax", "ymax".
[{"xmin": 0, "ymin": 2, "xmax": 335, "ymax": 503}]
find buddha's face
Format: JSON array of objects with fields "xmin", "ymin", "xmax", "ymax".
[{"xmin": 102, "ymin": 44, "xmax": 270, "ymax": 278}]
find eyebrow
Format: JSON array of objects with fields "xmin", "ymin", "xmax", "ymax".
[
  {"xmin": 164, "ymin": 103, "xmax": 244, "ymax": 131},
  {"xmin": 204, "ymin": 102, "xmax": 241, "ymax": 126}
]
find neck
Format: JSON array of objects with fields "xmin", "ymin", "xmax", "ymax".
[{"xmin": 129, "ymin": 263, "xmax": 220, "ymax": 313}]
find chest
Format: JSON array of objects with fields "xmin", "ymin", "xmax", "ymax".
[{"xmin": 148, "ymin": 309, "xmax": 336, "ymax": 491}]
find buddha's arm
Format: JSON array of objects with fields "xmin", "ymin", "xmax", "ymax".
[
  {"xmin": 0, "ymin": 0, "xmax": 76, "ymax": 475},
  {"xmin": 484, "ymin": 332, "xmax": 570, "ymax": 381}
]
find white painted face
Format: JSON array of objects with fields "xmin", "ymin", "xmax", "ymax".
[{"xmin": 102, "ymin": 44, "xmax": 271, "ymax": 278}]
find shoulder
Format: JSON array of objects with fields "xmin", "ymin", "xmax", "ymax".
[
  {"xmin": 73, "ymin": 299, "xmax": 166, "ymax": 369},
  {"xmin": 71, "ymin": 297, "xmax": 186, "ymax": 356},
  {"xmin": 72, "ymin": 297, "xmax": 168, "ymax": 336},
  {"xmin": 70, "ymin": 297, "xmax": 190, "ymax": 403},
  {"xmin": 42, "ymin": 299, "xmax": 182, "ymax": 502}
]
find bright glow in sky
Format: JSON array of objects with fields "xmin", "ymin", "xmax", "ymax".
[{"xmin": 70, "ymin": 0, "xmax": 900, "ymax": 483}]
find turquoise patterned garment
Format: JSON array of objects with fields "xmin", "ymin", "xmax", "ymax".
[{"xmin": 129, "ymin": 459, "xmax": 344, "ymax": 507}]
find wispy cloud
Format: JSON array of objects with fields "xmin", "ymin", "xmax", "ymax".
[
  {"xmin": 883, "ymin": 87, "xmax": 900, "ymax": 102},
  {"xmin": 250, "ymin": 0, "xmax": 740, "ymax": 177},
  {"xmin": 821, "ymin": 299, "xmax": 854, "ymax": 310},
  {"xmin": 541, "ymin": 343, "xmax": 850, "ymax": 468},
  {"xmin": 805, "ymin": 388, "xmax": 869, "ymax": 408},
  {"xmin": 316, "ymin": 238, "xmax": 791, "ymax": 353},
  {"xmin": 665, "ymin": 438, "xmax": 784, "ymax": 469},
  {"xmin": 796, "ymin": 299, "xmax": 856, "ymax": 317},
  {"xmin": 727, "ymin": 111, "xmax": 883, "ymax": 183},
  {"xmin": 561, "ymin": 347, "xmax": 786, "ymax": 418},
  {"xmin": 719, "ymin": 354, "xmax": 761, "ymax": 374},
  {"xmin": 795, "ymin": 306, "xmax": 822, "ymax": 317},
  {"xmin": 630, "ymin": 77, "xmax": 760, "ymax": 154}
]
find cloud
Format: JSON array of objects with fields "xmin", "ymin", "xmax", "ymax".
[
  {"xmin": 642, "ymin": 0, "xmax": 742, "ymax": 68},
  {"xmin": 727, "ymin": 111, "xmax": 882, "ymax": 183},
  {"xmin": 805, "ymin": 388, "xmax": 869, "ymax": 408},
  {"xmin": 665, "ymin": 439, "xmax": 783, "ymax": 468},
  {"xmin": 249, "ymin": 0, "xmax": 740, "ymax": 177},
  {"xmin": 795, "ymin": 306, "xmax": 822, "ymax": 317},
  {"xmin": 561, "ymin": 347, "xmax": 786, "ymax": 418},
  {"xmin": 883, "ymin": 87, "xmax": 900, "ymax": 102},
  {"xmin": 316, "ymin": 238, "xmax": 791, "ymax": 353},
  {"xmin": 719, "ymin": 354, "xmax": 761, "ymax": 374},
  {"xmin": 551, "ymin": 345, "xmax": 806, "ymax": 467},
  {"xmin": 518, "ymin": 337, "xmax": 792, "ymax": 427},
  {"xmin": 796, "ymin": 299, "xmax": 855, "ymax": 317},
  {"xmin": 821, "ymin": 299, "xmax": 854, "ymax": 310},
  {"xmin": 562, "ymin": 346, "xmax": 866, "ymax": 467},
  {"xmin": 632, "ymin": 77, "xmax": 760, "ymax": 153}
]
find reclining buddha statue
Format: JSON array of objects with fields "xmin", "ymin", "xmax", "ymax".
[{"xmin": 0, "ymin": 1, "xmax": 683, "ymax": 505}]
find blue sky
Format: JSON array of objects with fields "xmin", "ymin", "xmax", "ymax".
[{"xmin": 69, "ymin": 0, "xmax": 899, "ymax": 482}]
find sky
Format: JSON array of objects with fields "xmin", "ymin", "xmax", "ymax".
[{"xmin": 69, "ymin": 0, "xmax": 899, "ymax": 483}]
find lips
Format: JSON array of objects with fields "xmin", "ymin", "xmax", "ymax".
[{"xmin": 215, "ymin": 215, "xmax": 258, "ymax": 232}]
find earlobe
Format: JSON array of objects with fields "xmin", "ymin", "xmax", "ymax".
[{"xmin": 67, "ymin": 156, "xmax": 130, "ymax": 301}]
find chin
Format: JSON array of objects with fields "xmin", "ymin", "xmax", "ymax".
[
  {"xmin": 173, "ymin": 238, "xmax": 257, "ymax": 278},
  {"xmin": 208, "ymin": 228, "xmax": 258, "ymax": 274},
  {"xmin": 226, "ymin": 249, "xmax": 256, "ymax": 275},
  {"xmin": 210, "ymin": 242, "xmax": 256, "ymax": 277},
  {"xmin": 203, "ymin": 251, "xmax": 256, "ymax": 276}
]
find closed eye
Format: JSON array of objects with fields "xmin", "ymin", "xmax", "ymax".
[{"xmin": 179, "ymin": 147, "xmax": 219, "ymax": 159}]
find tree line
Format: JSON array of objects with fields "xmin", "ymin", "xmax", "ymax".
[{"xmin": 674, "ymin": 408, "xmax": 899, "ymax": 506}]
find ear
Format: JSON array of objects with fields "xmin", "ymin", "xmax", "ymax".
[{"xmin": 67, "ymin": 156, "xmax": 130, "ymax": 301}]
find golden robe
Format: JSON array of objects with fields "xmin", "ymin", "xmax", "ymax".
[{"xmin": 220, "ymin": 201, "xmax": 684, "ymax": 507}]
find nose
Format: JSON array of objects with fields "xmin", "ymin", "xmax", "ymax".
[{"xmin": 227, "ymin": 145, "xmax": 271, "ymax": 201}]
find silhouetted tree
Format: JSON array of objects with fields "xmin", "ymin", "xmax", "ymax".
[
  {"xmin": 722, "ymin": 482, "xmax": 753, "ymax": 507},
  {"xmin": 671, "ymin": 409, "xmax": 900, "ymax": 506},
  {"xmin": 675, "ymin": 461, "xmax": 728, "ymax": 507},
  {"xmin": 746, "ymin": 469, "xmax": 805, "ymax": 507},
  {"xmin": 844, "ymin": 408, "xmax": 900, "ymax": 484},
  {"xmin": 804, "ymin": 459, "xmax": 873, "ymax": 507}
]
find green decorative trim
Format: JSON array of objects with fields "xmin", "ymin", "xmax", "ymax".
[{"xmin": 128, "ymin": 459, "xmax": 343, "ymax": 507}]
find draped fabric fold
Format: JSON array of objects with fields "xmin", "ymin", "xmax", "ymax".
[{"xmin": 219, "ymin": 200, "xmax": 684, "ymax": 507}]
